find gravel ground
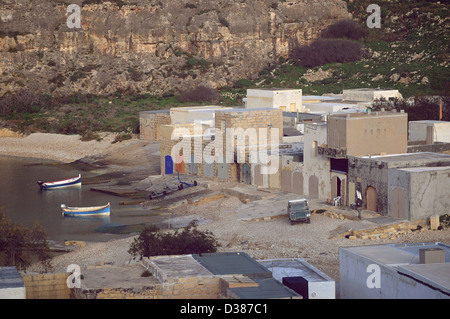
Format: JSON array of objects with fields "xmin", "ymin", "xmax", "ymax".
[
  {"xmin": 5, "ymin": 133, "xmax": 449, "ymax": 282},
  {"xmin": 29, "ymin": 194, "xmax": 450, "ymax": 282}
]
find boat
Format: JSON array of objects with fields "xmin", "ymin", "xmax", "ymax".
[
  {"xmin": 38, "ymin": 174, "xmax": 81, "ymax": 190},
  {"xmin": 61, "ymin": 202, "xmax": 110, "ymax": 217}
]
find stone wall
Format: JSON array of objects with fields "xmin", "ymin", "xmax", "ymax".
[
  {"xmin": 21, "ymin": 273, "xmax": 71, "ymax": 299},
  {"xmin": 81, "ymin": 276, "xmax": 220, "ymax": 299},
  {"xmin": 140, "ymin": 111, "xmax": 171, "ymax": 141}
]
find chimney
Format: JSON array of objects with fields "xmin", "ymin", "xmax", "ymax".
[{"xmin": 419, "ymin": 248, "xmax": 445, "ymax": 264}]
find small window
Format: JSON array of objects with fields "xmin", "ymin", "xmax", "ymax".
[
  {"xmin": 313, "ymin": 140, "xmax": 318, "ymax": 157},
  {"xmin": 221, "ymin": 120, "xmax": 226, "ymax": 132}
]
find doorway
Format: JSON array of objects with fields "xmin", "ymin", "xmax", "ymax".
[
  {"xmin": 391, "ymin": 187, "xmax": 407, "ymax": 219},
  {"xmin": 366, "ymin": 186, "xmax": 377, "ymax": 212},
  {"xmin": 309, "ymin": 175, "xmax": 319, "ymax": 199}
]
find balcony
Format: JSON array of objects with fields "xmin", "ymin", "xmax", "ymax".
[{"xmin": 318, "ymin": 145, "xmax": 347, "ymax": 159}]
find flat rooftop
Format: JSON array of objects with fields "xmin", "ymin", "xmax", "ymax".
[
  {"xmin": 358, "ymin": 152, "xmax": 450, "ymax": 164},
  {"xmin": 218, "ymin": 107, "xmax": 281, "ymax": 113},
  {"xmin": 330, "ymin": 111, "xmax": 406, "ymax": 118},
  {"xmin": 247, "ymin": 88, "xmax": 301, "ymax": 91},
  {"xmin": 342, "ymin": 242, "xmax": 450, "ymax": 265},
  {"xmin": 192, "ymin": 252, "xmax": 272, "ymax": 278},
  {"xmin": 258, "ymin": 258, "xmax": 335, "ymax": 283},
  {"xmin": 143, "ymin": 252, "xmax": 301, "ymax": 299},
  {"xmin": 0, "ymin": 267, "xmax": 24, "ymax": 290},
  {"xmin": 343, "ymin": 88, "xmax": 399, "ymax": 92},
  {"xmin": 140, "ymin": 109, "xmax": 170, "ymax": 114},
  {"xmin": 397, "ymin": 165, "xmax": 450, "ymax": 173},
  {"xmin": 342, "ymin": 242, "xmax": 450, "ymax": 295},
  {"xmin": 397, "ymin": 263, "xmax": 450, "ymax": 295}
]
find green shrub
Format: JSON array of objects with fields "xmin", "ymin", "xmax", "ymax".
[
  {"xmin": 321, "ymin": 19, "xmax": 368, "ymax": 40},
  {"xmin": 0, "ymin": 90, "xmax": 50, "ymax": 117},
  {"xmin": 0, "ymin": 212, "xmax": 51, "ymax": 272},
  {"xmin": 112, "ymin": 132, "xmax": 132, "ymax": 143},
  {"xmin": 180, "ymin": 85, "xmax": 220, "ymax": 103},
  {"xmin": 128, "ymin": 220, "xmax": 219, "ymax": 258},
  {"xmin": 186, "ymin": 57, "xmax": 211, "ymax": 70},
  {"xmin": 234, "ymin": 78, "xmax": 253, "ymax": 89},
  {"xmin": 290, "ymin": 39, "xmax": 365, "ymax": 68}
]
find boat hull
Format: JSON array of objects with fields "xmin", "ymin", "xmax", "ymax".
[
  {"xmin": 40, "ymin": 174, "xmax": 82, "ymax": 190},
  {"xmin": 61, "ymin": 203, "xmax": 110, "ymax": 217}
]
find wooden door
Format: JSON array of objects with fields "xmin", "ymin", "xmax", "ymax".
[
  {"xmin": 309, "ymin": 175, "xmax": 319, "ymax": 199},
  {"xmin": 366, "ymin": 186, "xmax": 377, "ymax": 212},
  {"xmin": 391, "ymin": 187, "xmax": 407, "ymax": 219}
]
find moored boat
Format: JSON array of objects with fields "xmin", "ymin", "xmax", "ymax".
[
  {"xmin": 38, "ymin": 174, "xmax": 81, "ymax": 190},
  {"xmin": 61, "ymin": 202, "xmax": 110, "ymax": 217}
]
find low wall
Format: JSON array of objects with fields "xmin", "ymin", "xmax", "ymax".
[
  {"xmin": 77, "ymin": 275, "xmax": 220, "ymax": 299},
  {"xmin": 22, "ymin": 273, "xmax": 71, "ymax": 299}
]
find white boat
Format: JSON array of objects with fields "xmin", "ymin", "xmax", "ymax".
[
  {"xmin": 38, "ymin": 174, "xmax": 81, "ymax": 190},
  {"xmin": 61, "ymin": 202, "xmax": 110, "ymax": 217}
]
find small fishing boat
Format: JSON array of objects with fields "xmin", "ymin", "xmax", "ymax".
[
  {"xmin": 61, "ymin": 202, "xmax": 110, "ymax": 217},
  {"xmin": 38, "ymin": 174, "xmax": 81, "ymax": 190}
]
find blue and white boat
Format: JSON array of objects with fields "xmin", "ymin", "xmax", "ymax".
[
  {"xmin": 38, "ymin": 174, "xmax": 81, "ymax": 190},
  {"xmin": 61, "ymin": 202, "xmax": 110, "ymax": 217}
]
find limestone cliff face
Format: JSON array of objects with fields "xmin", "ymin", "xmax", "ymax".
[{"xmin": 0, "ymin": 0, "xmax": 351, "ymax": 96}]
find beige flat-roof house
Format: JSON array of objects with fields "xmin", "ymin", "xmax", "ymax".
[
  {"xmin": 314, "ymin": 111, "xmax": 408, "ymax": 207},
  {"xmin": 321, "ymin": 111, "xmax": 408, "ymax": 158},
  {"xmin": 246, "ymin": 88, "xmax": 303, "ymax": 113}
]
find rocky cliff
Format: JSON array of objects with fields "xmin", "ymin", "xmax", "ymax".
[{"xmin": 0, "ymin": 0, "xmax": 351, "ymax": 97}]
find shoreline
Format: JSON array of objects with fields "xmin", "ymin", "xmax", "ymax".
[
  {"xmin": 0, "ymin": 131, "xmax": 163, "ymax": 243},
  {"xmin": 0, "ymin": 132, "xmax": 128, "ymax": 163}
]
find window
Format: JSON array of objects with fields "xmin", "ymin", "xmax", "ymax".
[{"xmin": 221, "ymin": 120, "xmax": 226, "ymax": 133}]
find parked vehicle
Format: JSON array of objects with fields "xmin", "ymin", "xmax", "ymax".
[{"xmin": 288, "ymin": 199, "xmax": 311, "ymax": 224}]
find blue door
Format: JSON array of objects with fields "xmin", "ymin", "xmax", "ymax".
[
  {"xmin": 243, "ymin": 164, "xmax": 251, "ymax": 184},
  {"xmin": 165, "ymin": 156, "xmax": 173, "ymax": 175}
]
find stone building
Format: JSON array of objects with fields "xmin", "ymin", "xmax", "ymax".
[
  {"xmin": 159, "ymin": 107, "xmax": 284, "ymax": 184},
  {"xmin": 303, "ymin": 122, "xmax": 329, "ymax": 200},
  {"xmin": 139, "ymin": 110, "xmax": 171, "ymax": 141},
  {"xmin": 347, "ymin": 152, "xmax": 450, "ymax": 221},
  {"xmin": 312, "ymin": 111, "xmax": 408, "ymax": 205}
]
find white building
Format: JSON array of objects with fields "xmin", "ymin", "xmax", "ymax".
[
  {"xmin": 0, "ymin": 267, "xmax": 26, "ymax": 299},
  {"xmin": 303, "ymin": 102, "xmax": 366, "ymax": 115},
  {"xmin": 340, "ymin": 242, "xmax": 450, "ymax": 299},
  {"xmin": 258, "ymin": 258, "xmax": 335, "ymax": 299},
  {"xmin": 409, "ymin": 120, "xmax": 450, "ymax": 144},
  {"xmin": 246, "ymin": 88, "xmax": 303, "ymax": 112},
  {"xmin": 303, "ymin": 122, "xmax": 330, "ymax": 200}
]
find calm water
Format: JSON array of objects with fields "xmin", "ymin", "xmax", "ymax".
[{"xmin": 0, "ymin": 155, "xmax": 157, "ymax": 242}]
